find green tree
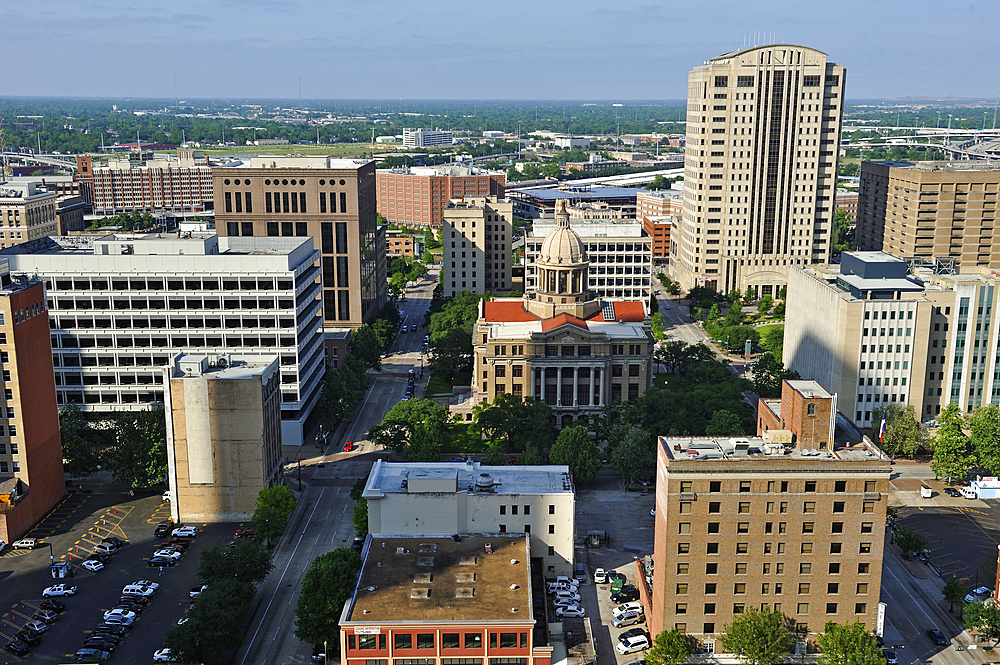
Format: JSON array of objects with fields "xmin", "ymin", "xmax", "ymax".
[
  {"xmin": 103, "ymin": 408, "xmax": 168, "ymax": 489},
  {"xmin": 893, "ymin": 527, "xmax": 928, "ymax": 559},
  {"xmin": 164, "ymin": 578, "xmax": 255, "ymax": 664},
  {"xmin": 646, "ymin": 174, "xmax": 668, "ymax": 190},
  {"xmin": 871, "ymin": 404, "xmax": 923, "ymax": 458},
  {"xmin": 930, "ymin": 403, "xmax": 970, "ymax": 483},
  {"xmin": 963, "ymin": 601, "xmax": 1000, "ymax": 645},
  {"xmin": 705, "ymin": 410, "xmax": 746, "ymax": 437},
  {"xmin": 371, "ymin": 318, "xmax": 396, "ymax": 350},
  {"xmin": 252, "ymin": 484, "xmax": 298, "ymax": 544},
  {"xmin": 473, "ymin": 394, "xmax": 556, "ymax": 453},
  {"xmin": 610, "ymin": 425, "xmax": 655, "ymax": 483},
  {"xmin": 817, "ymin": 621, "xmax": 884, "ymax": 665},
  {"xmin": 720, "ymin": 606, "xmax": 793, "ymax": 665},
  {"xmin": 548, "ymin": 425, "xmax": 603, "ymax": 484},
  {"xmin": 59, "ymin": 402, "xmax": 101, "ymax": 478},
  {"xmin": 759, "ymin": 326, "xmax": 785, "ymax": 364},
  {"xmin": 646, "ymin": 629, "xmax": 694, "ymax": 665},
  {"xmin": 743, "ymin": 285, "xmax": 756, "ymax": 303},
  {"xmin": 294, "ymin": 548, "xmax": 363, "ymax": 651},
  {"xmin": 350, "ymin": 325, "xmax": 383, "ymax": 370},
  {"xmin": 651, "ymin": 312, "xmax": 666, "ymax": 341},
  {"xmin": 404, "ymin": 422, "xmax": 446, "ymax": 461},
  {"xmin": 757, "ymin": 295, "xmax": 774, "ymax": 316},
  {"xmin": 197, "ymin": 539, "xmax": 274, "ymax": 587},
  {"xmin": 969, "ymin": 404, "xmax": 1000, "ymax": 476},
  {"xmin": 942, "ymin": 576, "xmax": 967, "ymax": 613},
  {"xmin": 317, "ymin": 354, "xmax": 368, "ymax": 427},
  {"xmin": 369, "ymin": 399, "xmax": 450, "ymax": 453},
  {"xmin": 353, "ymin": 498, "xmax": 369, "ymax": 538},
  {"xmin": 429, "ymin": 326, "xmax": 474, "ymax": 380},
  {"xmin": 751, "ymin": 353, "xmax": 800, "ymax": 399}
]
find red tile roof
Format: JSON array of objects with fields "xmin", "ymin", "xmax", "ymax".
[
  {"xmin": 585, "ymin": 301, "xmax": 646, "ymax": 322},
  {"xmin": 540, "ymin": 313, "xmax": 589, "ymax": 332},
  {"xmin": 483, "ymin": 301, "xmax": 539, "ymax": 322}
]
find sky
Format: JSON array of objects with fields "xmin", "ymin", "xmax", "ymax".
[{"xmin": 5, "ymin": 0, "xmax": 999, "ymax": 101}]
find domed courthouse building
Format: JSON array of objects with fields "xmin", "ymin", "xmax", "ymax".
[{"xmin": 470, "ymin": 200, "xmax": 655, "ymax": 426}]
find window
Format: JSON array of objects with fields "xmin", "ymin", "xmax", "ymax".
[
  {"xmin": 442, "ymin": 634, "xmax": 460, "ymax": 650},
  {"xmin": 736, "ymin": 543, "xmax": 748, "ymax": 554},
  {"xmin": 707, "ymin": 543, "xmax": 719, "ymax": 554},
  {"xmin": 830, "ymin": 543, "xmax": 842, "ymax": 554},
  {"xmin": 803, "ymin": 502, "xmax": 815, "ymax": 514},
  {"xmin": 548, "ymin": 505, "xmax": 555, "ymax": 514},
  {"xmin": 733, "ymin": 603, "xmax": 745, "ymax": 614},
  {"xmin": 679, "ymin": 522, "xmax": 691, "ymax": 534},
  {"xmin": 832, "ymin": 501, "xmax": 845, "ymax": 513},
  {"xmin": 396, "ymin": 635, "xmax": 413, "ymax": 650},
  {"xmin": 680, "ymin": 481, "xmax": 692, "ymax": 493},
  {"xmin": 865, "ymin": 481, "xmax": 876, "ymax": 492},
  {"xmin": 677, "ymin": 562, "xmax": 689, "ymax": 574},
  {"xmin": 734, "ymin": 583, "xmax": 746, "ymax": 595},
  {"xmin": 855, "ymin": 603, "xmax": 868, "ymax": 614},
  {"xmin": 863, "ymin": 502, "xmax": 875, "ymax": 513},
  {"xmin": 826, "ymin": 603, "xmax": 838, "ymax": 614},
  {"xmin": 738, "ymin": 502, "xmax": 750, "ymax": 514},
  {"xmin": 828, "ymin": 583, "xmax": 839, "ymax": 594},
  {"xmin": 735, "ymin": 563, "xmax": 747, "ymax": 574},
  {"xmin": 797, "ymin": 603, "xmax": 809, "ymax": 615},
  {"xmin": 523, "ymin": 505, "xmax": 530, "ymax": 515},
  {"xmin": 780, "ymin": 502, "xmax": 788, "ymax": 514},
  {"xmin": 739, "ymin": 481, "xmax": 751, "ymax": 492},
  {"xmin": 804, "ymin": 481, "xmax": 816, "ymax": 492},
  {"xmin": 678, "ymin": 543, "xmax": 690, "ymax": 554},
  {"xmin": 859, "ymin": 543, "xmax": 872, "ymax": 554},
  {"xmin": 705, "ymin": 583, "xmax": 717, "ymax": 594},
  {"xmin": 832, "ymin": 522, "xmax": 844, "ymax": 534},
  {"xmin": 679, "ymin": 502, "xmax": 692, "ymax": 514},
  {"xmin": 500, "ymin": 505, "xmax": 506, "ymax": 515},
  {"xmin": 802, "ymin": 522, "xmax": 814, "ymax": 534},
  {"xmin": 418, "ymin": 635, "xmax": 435, "ymax": 649},
  {"xmin": 861, "ymin": 522, "xmax": 873, "ymax": 534},
  {"xmin": 766, "ymin": 502, "xmax": 775, "ymax": 514},
  {"xmin": 465, "ymin": 634, "xmax": 482, "ymax": 649},
  {"xmin": 829, "ymin": 563, "xmax": 841, "ymax": 574},
  {"xmin": 801, "ymin": 543, "xmax": 813, "ymax": 554},
  {"xmin": 800, "ymin": 564, "xmax": 811, "ymax": 575},
  {"xmin": 737, "ymin": 522, "xmax": 749, "ymax": 534},
  {"xmin": 707, "ymin": 522, "xmax": 720, "ymax": 534},
  {"xmin": 498, "ymin": 634, "xmax": 518, "ymax": 649},
  {"xmin": 857, "ymin": 583, "xmax": 868, "ymax": 594},
  {"xmin": 835, "ymin": 480, "xmax": 846, "ymax": 492},
  {"xmin": 676, "ymin": 603, "xmax": 687, "ymax": 614},
  {"xmin": 706, "ymin": 563, "xmax": 718, "ymax": 575},
  {"xmin": 778, "ymin": 522, "xmax": 787, "ymax": 534},
  {"xmin": 777, "ymin": 543, "xmax": 785, "ymax": 554},
  {"xmin": 799, "ymin": 583, "xmax": 810, "ymax": 594},
  {"xmin": 708, "ymin": 502, "xmax": 721, "ymax": 513},
  {"xmin": 676, "ymin": 583, "xmax": 688, "ymax": 594},
  {"xmin": 709, "ymin": 481, "xmax": 722, "ymax": 492},
  {"xmin": 704, "ymin": 603, "xmax": 716, "ymax": 614},
  {"xmin": 548, "ymin": 525, "xmax": 554, "ymax": 534},
  {"xmin": 858, "ymin": 563, "xmax": 870, "ymax": 574}
]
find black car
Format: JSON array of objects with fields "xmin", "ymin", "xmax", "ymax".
[
  {"xmin": 4, "ymin": 640, "xmax": 29, "ymax": 657},
  {"xmin": 88, "ymin": 552, "xmax": 111, "ymax": 564},
  {"xmin": 14, "ymin": 630, "xmax": 41, "ymax": 646},
  {"xmin": 88, "ymin": 632, "xmax": 120, "ymax": 645},
  {"xmin": 85, "ymin": 636, "xmax": 119, "ymax": 651},
  {"xmin": 927, "ymin": 629, "xmax": 948, "ymax": 646},
  {"xmin": 114, "ymin": 601, "xmax": 144, "ymax": 614},
  {"xmin": 883, "ymin": 649, "xmax": 898, "ymax": 664},
  {"xmin": 102, "ymin": 536, "xmax": 127, "ymax": 547},
  {"xmin": 608, "ymin": 571, "xmax": 627, "ymax": 584},
  {"xmin": 120, "ymin": 594, "xmax": 150, "ymax": 605},
  {"xmin": 611, "ymin": 587, "xmax": 640, "ymax": 604},
  {"xmin": 619, "ymin": 627, "xmax": 649, "ymax": 641},
  {"xmin": 148, "ymin": 556, "xmax": 178, "ymax": 567},
  {"xmin": 40, "ymin": 598, "xmax": 66, "ymax": 612},
  {"xmin": 93, "ymin": 623, "xmax": 128, "ymax": 636},
  {"xmin": 944, "ymin": 487, "xmax": 961, "ymax": 497},
  {"xmin": 153, "ymin": 521, "xmax": 175, "ymax": 537}
]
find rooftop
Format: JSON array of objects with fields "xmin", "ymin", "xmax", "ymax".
[
  {"xmin": 513, "ymin": 186, "xmax": 641, "ymax": 201},
  {"xmin": 482, "ymin": 299, "xmax": 645, "ymax": 326},
  {"xmin": 364, "ymin": 460, "xmax": 573, "ymax": 498},
  {"xmin": 786, "ymin": 380, "xmax": 833, "ymax": 399},
  {"xmin": 660, "ymin": 436, "xmax": 891, "ymax": 464},
  {"xmin": 873, "ymin": 160, "xmax": 1000, "ymax": 173},
  {"xmin": 0, "ymin": 233, "xmax": 312, "ymax": 257},
  {"xmin": 344, "ymin": 535, "xmax": 532, "ymax": 624},
  {"xmin": 168, "ymin": 353, "xmax": 278, "ymax": 381}
]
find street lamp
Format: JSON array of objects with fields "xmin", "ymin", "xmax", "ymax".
[{"xmin": 324, "ymin": 640, "xmax": 328, "ymax": 665}]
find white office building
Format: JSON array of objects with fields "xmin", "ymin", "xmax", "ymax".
[
  {"xmin": 402, "ymin": 128, "xmax": 454, "ymax": 148},
  {"xmin": 363, "ymin": 459, "xmax": 576, "ymax": 576},
  {"xmin": 525, "ymin": 217, "xmax": 652, "ymax": 300},
  {"xmin": 1, "ymin": 233, "xmax": 324, "ymax": 446}
]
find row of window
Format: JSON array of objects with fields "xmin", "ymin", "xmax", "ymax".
[
  {"xmin": 349, "ymin": 632, "xmax": 527, "ymax": 652},
  {"xmin": 677, "ymin": 520, "xmax": 877, "ymax": 536},
  {"xmin": 675, "ymin": 479, "xmax": 878, "ymax": 493},
  {"xmin": 679, "ymin": 538, "xmax": 873, "ymax": 555},
  {"xmin": 53, "ymin": 299, "xmax": 298, "ymax": 312},
  {"xmin": 675, "ymin": 601, "xmax": 866, "ymax": 617},
  {"xmin": 676, "ymin": 560, "xmax": 872, "ymax": 575},
  {"xmin": 48, "ymin": 278, "xmax": 294, "ymax": 292},
  {"xmin": 681, "ymin": 501, "xmax": 877, "ymax": 515}
]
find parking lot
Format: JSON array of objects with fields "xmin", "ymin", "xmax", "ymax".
[{"xmin": 0, "ymin": 487, "xmax": 240, "ymax": 662}]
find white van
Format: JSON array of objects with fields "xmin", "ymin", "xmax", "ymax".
[
  {"xmin": 961, "ymin": 486, "xmax": 977, "ymax": 500},
  {"xmin": 616, "ymin": 634, "xmax": 650, "ymax": 655}
]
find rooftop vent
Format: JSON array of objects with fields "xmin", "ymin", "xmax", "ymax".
[
  {"xmin": 419, "ymin": 543, "xmax": 438, "ymax": 553},
  {"xmin": 475, "ymin": 473, "xmax": 494, "ymax": 491},
  {"xmin": 416, "ymin": 556, "xmax": 434, "ymax": 566},
  {"xmin": 396, "ymin": 547, "xmax": 407, "ymax": 555},
  {"xmin": 455, "ymin": 587, "xmax": 474, "ymax": 599},
  {"xmin": 510, "ymin": 558, "xmax": 519, "ymax": 565},
  {"xmin": 484, "ymin": 543, "xmax": 492, "ymax": 554},
  {"xmin": 510, "ymin": 584, "xmax": 519, "ymax": 590},
  {"xmin": 414, "ymin": 573, "xmax": 432, "ymax": 584},
  {"xmin": 460, "ymin": 556, "xmax": 477, "ymax": 566},
  {"xmin": 456, "ymin": 572, "xmax": 475, "ymax": 583},
  {"xmin": 410, "ymin": 588, "xmax": 430, "ymax": 599}
]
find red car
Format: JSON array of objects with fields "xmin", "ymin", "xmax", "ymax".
[{"xmin": 343, "ymin": 442, "xmax": 353, "ymax": 452}]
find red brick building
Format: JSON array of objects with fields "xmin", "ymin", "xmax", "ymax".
[
  {"xmin": 377, "ymin": 167, "xmax": 505, "ymax": 229},
  {"xmin": 642, "ymin": 216, "xmax": 673, "ymax": 264},
  {"xmin": 758, "ymin": 379, "xmax": 837, "ymax": 451},
  {"xmin": 341, "ymin": 535, "xmax": 552, "ymax": 665}
]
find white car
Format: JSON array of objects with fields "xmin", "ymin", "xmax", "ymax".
[
  {"xmin": 553, "ymin": 597, "xmax": 581, "ymax": 607},
  {"xmin": 42, "ymin": 584, "xmax": 77, "ymax": 597},
  {"xmin": 162, "ymin": 490, "xmax": 172, "ymax": 502},
  {"xmin": 153, "ymin": 648, "xmax": 179, "ymax": 662},
  {"xmin": 616, "ymin": 634, "xmax": 650, "ymax": 655},
  {"xmin": 102, "ymin": 615, "xmax": 134, "ymax": 627},
  {"xmin": 172, "ymin": 526, "xmax": 198, "ymax": 538},
  {"xmin": 593, "ymin": 568, "xmax": 607, "ymax": 584},
  {"xmin": 612, "ymin": 601, "xmax": 643, "ymax": 618},
  {"xmin": 132, "ymin": 580, "xmax": 160, "ymax": 591},
  {"xmin": 82, "ymin": 559, "xmax": 104, "ymax": 572},
  {"xmin": 123, "ymin": 584, "xmax": 156, "ymax": 597},
  {"xmin": 556, "ymin": 605, "xmax": 586, "ymax": 617},
  {"xmin": 190, "ymin": 584, "xmax": 209, "ymax": 599},
  {"xmin": 103, "ymin": 608, "xmax": 136, "ymax": 622},
  {"xmin": 12, "ymin": 538, "xmax": 37, "ymax": 550},
  {"xmin": 965, "ymin": 586, "xmax": 992, "ymax": 603},
  {"xmin": 401, "ymin": 325, "xmax": 408, "ymax": 333},
  {"xmin": 153, "ymin": 549, "xmax": 182, "ymax": 560},
  {"xmin": 553, "ymin": 591, "xmax": 581, "ymax": 602}
]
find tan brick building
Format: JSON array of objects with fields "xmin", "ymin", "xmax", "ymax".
[
  {"xmin": 442, "ymin": 196, "xmax": 512, "ymax": 297},
  {"xmin": 0, "ymin": 182, "xmax": 58, "ymax": 250},
  {"xmin": 163, "ymin": 353, "xmax": 283, "ymax": 522},
  {"xmin": 857, "ymin": 161, "xmax": 1000, "ymax": 269},
  {"xmin": 758, "ymin": 379, "xmax": 837, "ymax": 450},
  {"xmin": 645, "ymin": 435, "xmax": 891, "ymax": 646}
]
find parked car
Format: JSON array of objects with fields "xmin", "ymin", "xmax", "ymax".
[
  {"xmin": 926, "ymin": 629, "xmax": 948, "ymax": 646},
  {"xmin": 4, "ymin": 640, "xmax": 29, "ymax": 657},
  {"xmin": 883, "ymin": 649, "xmax": 898, "ymax": 664},
  {"xmin": 965, "ymin": 586, "xmax": 992, "ymax": 603},
  {"xmin": 39, "ymin": 599, "xmax": 65, "ymax": 612},
  {"xmin": 190, "ymin": 584, "xmax": 209, "ymax": 599},
  {"xmin": 343, "ymin": 442, "xmax": 353, "ymax": 452},
  {"xmin": 132, "ymin": 579, "xmax": 160, "ymax": 591},
  {"xmin": 113, "ymin": 601, "xmax": 145, "ymax": 614},
  {"xmin": 611, "ymin": 586, "xmax": 640, "ymax": 604},
  {"xmin": 93, "ymin": 543, "xmax": 117, "ymax": 555},
  {"xmin": 14, "ymin": 630, "xmax": 41, "ymax": 646},
  {"xmin": 75, "ymin": 647, "xmax": 111, "ymax": 663},
  {"xmin": 172, "ymin": 526, "xmax": 198, "ymax": 538},
  {"xmin": 23, "ymin": 619, "xmax": 48, "ymax": 634},
  {"xmin": 101, "ymin": 615, "xmax": 134, "ymax": 627},
  {"xmin": 553, "ymin": 597, "xmax": 581, "ymax": 607},
  {"xmin": 612, "ymin": 610, "xmax": 645, "ymax": 628},
  {"xmin": 103, "ymin": 608, "xmax": 136, "ymax": 622},
  {"xmin": 148, "ymin": 556, "xmax": 178, "ymax": 567},
  {"xmin": 556, "ymin": 605, "xmax": 586, "ymax": 617},
  {"xmin": 120, "ymin": 594, "xmax": 150, "ymax": 605},
  {"xmin": 42, "ymin": 583, "xmax": 77, "ymax": 597},
  {"xmin": 552, "ymin": 591, "xmax": 581, "ymax": 602},
  {"xmin": 84, "ymin": 636, "xmax": 118, "ymax": 652},
  {"xmin": 12, "ymin": 538, "xmax": 37, "ymax": 550},
  {"xmin": 154, "ymin": 648, "xmax": 180, "ymax": 662},
  {"xmin": 153, "ymin": 521, "xmax": 174, "ymax": 537},
  {"xmin": 82, "ymin": 559, "xmax": 104, "ymax": 572},
  {"xmin": 612, "ymin": 602, "xmax": 643, "ymax": 618},
  {"xmin": 93, "ymin": 624, "xmax": 129, "ymax": 636},
  {"xmin": 160, "ymin": 538, "xmax": 191, "ymax": 550},
  {"xmin": 123, "ymin": 583, "xmax": 157, "ymax": 596},
  {"xmin": 33, "ymin": 609, "xmax": 60, "ymax": 624},
  {"xmin": 102, "ymin": 536, "xmax": 127, "ymax": 547},
  {"xmin": 616, "ymin": 634, "xmax": 650, "ymax": 655},
  {"xmin": 153, "ymin": 549, "xmax": 182, "ymax": 560},
  {"xmin": 87, "ymin": 553, "xmax": 111, "ymax": 564},
  {"xmin": 944, "ymin": 487, "xmax": 961, "ymax": 497},
  {"xmin": 593, "ymin": 568, "xmax": 608, "ymax": 584}
]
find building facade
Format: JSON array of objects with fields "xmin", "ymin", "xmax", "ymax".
[
  {"xmin": 646, "ymin": 435, "xmax": 891, "ymax": 644},
  {"xmin": 0, "ymin": 267, "xmax": 65, "ymax": 543},
  {"xmin": 471, "ymin": 202, "xmax": 654, "ymax": 426},
  {"xmin": 642, "ymin": 216, "xmax": 674, "ymax": 264},
  {"xmin": 163, "ymin": 353, "xmax": 283, "ymax": 523},
  {"xmin": 340, "ymin": 535, "xmax": 552, "ymax": 665},
  {"xmin": 1, "ymin": 233, "xmax": 324, "ymax": 446},
  {"xmin": 672, "ymin": 45, "xmax": 846, "ymax": 296},
  {"xmin": 757, "ymin": 380, "xmax": 838, "ymax": 449},
  {"xmin": 508, "ymin": 186, "xmax": 639, "ymax": 220},
  {"xmin": 90, "ymin": 158, "xmax": 213, "ymax": 215},
  {"xmin": 377, "ymin": 166, "xmax": 506, "ymax": 229},
  {"xmin": 363, "ymin": 459, "xmax": 575, "ymax": 576},
  {"xmin": 0, "ymin": 182, "xmax": 58, "ymax": 250},
  {"xmin": 835, "ymin": 188, "xmax": 858, "ymax": 223},
  {"xmin": 442, "ymin": 197, "xmax": 512, "ymax": 297},
  {"xmin": 387, "ymin": 230, "xmax": 421, "ymax": 258},
  {"xmin": 213, "ymin": 157, "xmax": 387, "ymax": 332},
  {"xmin": 856, "ymin": 161, "xmax": 1000, "ymax": 269},
  {"xmin": 402, "ymin": 128, "xmax": 454, "ymax": 148},
  {"xmin": 637, "ymin": 190, "xmax": 684, "ymax": 219}
]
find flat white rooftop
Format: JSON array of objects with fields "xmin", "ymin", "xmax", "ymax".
[{"xmin": 364, "ymin": 460, "xmax": 573, "ymax": 498}]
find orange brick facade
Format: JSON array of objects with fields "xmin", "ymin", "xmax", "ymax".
[
  {"xmin": 642, "ymin": 216, "xmax": 672, "ymax": 262},
  {"xmin": 377, "ymin": 172, "xmax": 505, "ymax": 229},
  {"xmin": 758, "ymin": 380, "xmax": 836, "ymax": 450}
]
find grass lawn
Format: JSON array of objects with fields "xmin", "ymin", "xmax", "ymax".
[
  {"xmin": 424, "ymin": 374, "xmax": 451, "ymax": 398},
  {"xmin": 442, "ymin": 423, "xmax": 490, "ymax": 454}
]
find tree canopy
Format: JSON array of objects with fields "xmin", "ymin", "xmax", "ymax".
[
  {"xmin": 548, "ymin": 425, "xmax": 603, "ymax": 484},
  {"xmin": 295, "ymin": 548, "xmax": 363, "ymax": 650},
  {"xmin": 103, "ymin": 408, "xmax": 168, "ymax": 489},
  {"xmin": 473, "ymin": 394, "xmax": 556, "ymax": 453},
  {"xmin": 646, "ymin": 629, "xmax": 694, "ymax": 665},
  {"xmin": 59, "ymin": 402, "xmax": 101, "ymax": 478},
  {"xmin": 751, "ymin": 352, "xmax": 800, "ymax": 399},
  {"xmin": 871, "ymin": 404, "xmax": 923, "ymax": 458},
  {"xmin": 816, "ymin": 621, "xmax": 884, "ymax": 665},
  {"xmin": 721, "ymin": 607, "xmax": 793, "ymax": 665},
  {"xmin": 930, "ymin": 403, "xmax": 970, "ymax": 482},
  {"xmin": 969, "ymin": 404, "xmax": 1000, "ymax": 475}
]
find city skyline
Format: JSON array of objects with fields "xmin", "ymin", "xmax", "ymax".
[{"xmin": 5, "ymin": 0, "xmax": 999, "ymax": 101}]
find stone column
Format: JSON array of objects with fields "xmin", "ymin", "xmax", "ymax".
[
  {"xmin": 573, "ymin": 367, "xmax": 579, "ymax": 407},
  {"xmin": 557, "ymin": 366, "xmax": 563, "ymax": 406},
  {"xmin": 529, "ymin": 363, "xmax": 535, "ymax": 400},
  {"xmin": 596, "ymin": 368, "xmax": 603, "ymax": 407}
]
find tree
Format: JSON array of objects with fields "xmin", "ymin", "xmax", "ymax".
[
  {"xmin": 610, "ymin": 425, "xmax": 655, "ymax": 483},
  {"xmin": 103, "ymin": 408, "xmax": 168, "ymax": 489},
  {"xmin": 369, "ymin": 399, "xmax": 450, "ymax": 453},
  {"xmin": 930, "ymin": 403, "xmax": 970, "ymax": 483},
  {"xmin": 963, "ymin": 601, "xmax": 1000, "ymax": 645},
  {"xmin": 743, "ymin": 285, "xmax": 756, "ymax": 303},
  {"xmin": 164, "ymin": 578, "xmax": 255, "ymax": 664},
  {"xmin": 646, "ymin": 175, "xmax": 668, "ymax": 190},
  {"xmin": 759, "ymin": 326, "xmax": 785, "ymax": 364},
  {"xmin": 317, "ymin": 354, "xmax": 368, "ymax": 427},
  {"xmin": 942, "ymin": 576, "xmax": 967, "ymax": 613},
  {"xmin": 371, "ymin": 317, "xmax": 396, "ymax": 350},
  {"xmin": 353, "ymin": 498, "xmax": 368, "ymax": 537},
  {"xmin": 59, "ymin": 402, "xmax": 101, "ymax": 478},
  {"xmin": 705, "ymin": 410, "xmax": 746, "ymax": 436},
  {"xmin": 751, "ymin": 353, "xmax": 800, "ymax": 399},
  {"xmin": 429, "ymin": 326, "xmax": 474, "ymax": 380},
  {"xmin": 757, "ymin": 295, "xmax": 774, "ymax": 316},
  {"xmin": 548, "ymin": 425, "xmax": 603, "ymax": 484},
  {"xmin": 651, "ymin": 312, "xmax": 666, "ymax": 341},
  {"xmin": 871, "ymin": 404, "xmax": 923, "ymax": 458},
  {"xmin": 294, "ymin": 548, "xmax": 363, "ymax": 651},
  {"xmin": 969, "ymin": 404, "xmax": 1000, "ymax": 476},
  {"xmin": 646, "ymin": 629, "xmax": 694, "ymax": 665},
  {"xmin": 893, "ymin": 527, "xmax": 928, "ymax": 559},
  {"xmin": 350, "ymin": 325, "xmax": 383, "ymax": 370},
  {"xmin": 198, "ymin": 539, "xmax": 274, "ymax": 587},
  {"xmin": 252, "ymin": 485, "xmax": 298, "ymax": 544},
  {"xmin": 720, "ymin": 606, "xmax": 793, "ymax": 665},
  {"xmin": 817, "ymin": 621, "xmax": 884, "ymax": 665},
  {"xmin": 473, "ymin": 394, "xmax": 556, "ymax": 453}
]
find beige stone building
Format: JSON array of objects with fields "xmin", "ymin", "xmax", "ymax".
[
  {"xmin": 363, "ymin": 459, "xmax": 575, "ymax": 576},
  {"xmin": 0, "ymin": 182, "xmax": 58, "ymax": 250},
  {"xmin": 645, "ymin": 434, "xmax": 891, "ymax": 644},
  {"xmin": 163, "ymin": 352, "xmax": 283, "ymax": 522},
  {"xmin": 442, "ymin": 196, "xmax": 512, "ymax": 297},
  {"xmin": 213, "ymin": 156, "xmax": 387, "ymax": 333},
  {"xmin": 469, "ymin": 202, "xmax": 654, "ymax": 427},
  {"xmin": 857, "ymin": 161, "xmax": 1000, "ymax": 269},
  {"xmin": 672, "ymin": 45, "xmax": 846, "ymax": 296},
  {"xmin": 785, "ymin": 250, "xmax": 1000, "ymax": 429}
]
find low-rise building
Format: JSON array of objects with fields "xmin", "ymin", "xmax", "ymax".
[
  {"xmin": 340, "ymin": 534, "xmax": 552, "ymax": 665},
  {"xmin": 364, "ymin": 459, "xmax": 575, "ymax": 576},
  {"xmin": 403, "ymin": 128, "xmax": 454, "ymax": 148},
  {"xmin": 0, "ymin": 182, "xmax": 58, "ymax": 250},
  {"xmin": 642, "ymin": 215, "xmax": 674, "ymax": 265},
  {"xmin": 163, "ymin": 353, "xmax": 282, "ymax": 523},
  {"xmin": 507, "ymin": 186, "xmax": 640, "ymax": 220},
  {"xmin": 386, "ymin": 230, "xmax": 422, "ymax": 258}
]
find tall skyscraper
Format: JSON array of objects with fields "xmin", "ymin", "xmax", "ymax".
[{"xmin": 672, "ymin": 45, "xmax": 846, "ymax": 297}]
